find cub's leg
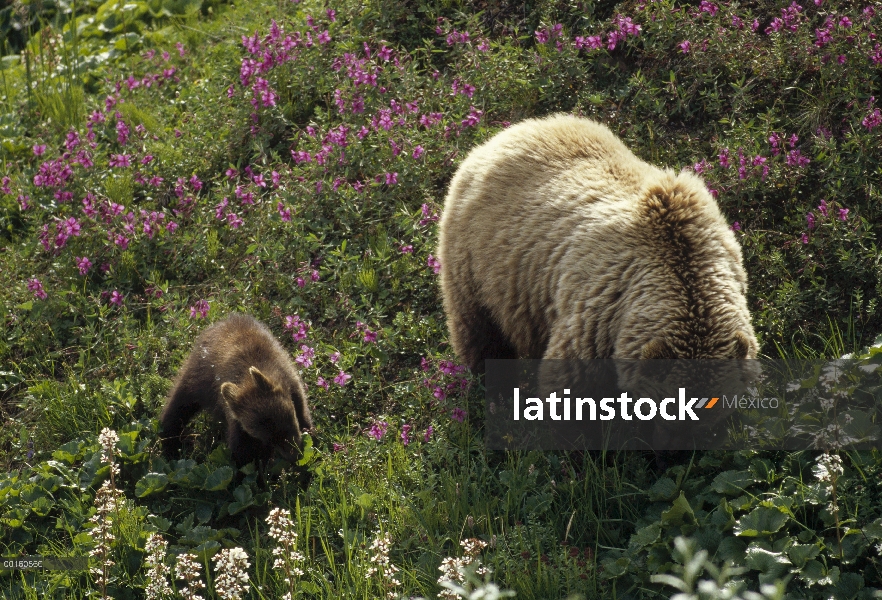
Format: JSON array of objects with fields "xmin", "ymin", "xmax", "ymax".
[{"xmin": 159, "ymin": 382, "xmax": 205, "ymax": 458}]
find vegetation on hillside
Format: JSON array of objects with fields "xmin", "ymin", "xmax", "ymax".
[{"xmin": 2, "ymin": 0, "xmax": 882, "ymax": 598}]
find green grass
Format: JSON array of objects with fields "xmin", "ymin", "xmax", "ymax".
[{"xmin": 1, "ymin": 0, "xmax": 882, "ymax": 598}]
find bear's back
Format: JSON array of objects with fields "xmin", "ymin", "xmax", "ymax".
[{"xmin": 184, "ymin": 314, "xmax": 299, "ymax": 404}]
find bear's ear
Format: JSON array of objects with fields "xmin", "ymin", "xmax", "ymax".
[
  {"xmin": 221, "ymin": 382, "xmax": 241, "ymax": 417},
  {"xmin": 641, "ymin": 339, "xmax": 674, "ymax": 359},
  {"xmin": 733, "ymin": 331, "xmax": 753, "ymax": 359},
  {"xmin": 249, "ymin": 366, "xmax": 275, "ymax": 391}
]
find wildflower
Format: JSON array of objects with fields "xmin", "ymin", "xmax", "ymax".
[
  {"xmin": 368, "ymin": 421, "xmax": 389, "ymax": 441},
  {"xmin": 18, "ymin": 194, "xmax": 30, "ymax": 210},
  {"xmin": 451, "ymin": 408, "xmax": 467, "ymax": 422},
  {"xmin": 296, "ymin": 277, "xmax": 306, "ymax": 288},
  {"xmin": 461, "ymin": 106, "xmax": 483, "ymax": 128},
  {"xmin": 33, "ymin": 144, "xmax": 46, "ymax": 156},
  {"xmin": 175, "ymin": 553, "xmax": 206, "ymax": 600},
  {"xmin": 296, "ymin": 345, "xmax": 315, "ymax": 368},
  {"xmin": 109, "ymin": 154, "xmax": 132, "ymax": 168},
  {"xmin": 862, "ymin": 108, "xmax": 882, "ymax": 130},
  {"xmin": 766, "ymin": 17, "xmax": 783, "ymax": 34},
  {"xmin": 785, "ymin": 149, "xmax": 810, "ymax": 167},
  {"xmin": 334, "ymin": 371, "xmax": 351, "ymax": 386},
  {"xmin": 330, "ymin": 351, "xmax": 341, "ymax": 363},
  {"xmin": 332, "ymin": 442, "xmax": 344, "ymax": 451},
  {"xmin": 166, "ymin": 221, "xmax": 178, "ymax": 234},
  {"xmin": 437, "ymin": 538, "xmax": 489, "ymax": 599},
  {"xmin": 427, "ymin": 255, "xmax": 442, "ymax": 274},
  {"xmin": 678, "ymin": 40, "xmax": 691, "ymax": 53},
  {"xmin": 814, "ymin": 452, "xmax": 843, "ymax": 482},
  {"xmin": 227, "ymin": 213, "xmax": 244, "ymax": 229},
  {"xmin": 284, "ymin": 315, "xmax": 309, "ymax": 341},
  {"xmin": 400, "ymin": 244, "xmax": 413, "ymax": 253},
  {"xmin": 190, "ymin": 300, "xmax": 210, "ymax": 319},
  {"xmin": 76, "ymin": 257, "xmax": 93, "ymax": 275},
  {"xmin": 365, "ymin": 532, "xmax": 401, "ymax": 599},
  {"xmin": 110, "ymin": 290, "xmax": 124, "ymax": 306},
  {"xmin": 266, "ymin": 508, "xmax": 305, "ymax": 600},
  {"xmin": 27, "ymin": 278, "xmax": 47, "ymax": 300},
  {"xmin": 363, "ymin": 329, "xmax": 378, "ymax": 343},
  {"xmin": 90, "ymin": 480, "xmax": 124, "ymax": 600},
  {"xmin": 212, "ymin": 548, "xmax": 251, "ymax": 600},
  {"xmin": 692, "ymin": 159, "xmax": 709, "ymax": 174},
  {"xmin": 818, "ymin": 199, "xmax": 829, "ymax": 217},
  {"xmin": 317, "ymin": 377, "xmax": 329, "ymax": 390},
  {"xmin": 311, "ymin": 270, "xmax": 320, "ymax": 282},
  {"xmin": 413, "ymin": 145, "xmax": 425, "ymax": 159},
  {"xmin": 144, "ymin": 533, "xmax": 172, "ymax": 600},
  {"xmin": 838, "ymin": 208, "xmax": 849, "ymax": 220},
  {"xmin": 424, "ymin": 426, "xmax": 433, "ymax": 442},
  {"xmin": 385, "ymin": 172, "xmax": 398, "ymax": 185},
  {"xmin": 401, "ymin": 424, "xmax": 412, "ymax": 445},
  {"xmin": 806, "ymin": 212, "xmax": 815, "ymax": 229},
  {"xmin": 801, "ymin": 233, "xmax": 810, "ymax": 244},
  {"xmin": 718, "ymin": 148, "xmax": 730, "ymax": 168}
]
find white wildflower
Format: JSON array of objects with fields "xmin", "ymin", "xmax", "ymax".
[
  {"xmin": 175, "ymin": 553, "xmax": 206, "ymax": 600},
  {"xmin": 213, "ymin": 547, "xmax": 251, "ymax": 600},
  {"xmin": 144, "ymin": 533, "xmax": 172, "ymax": 600}
]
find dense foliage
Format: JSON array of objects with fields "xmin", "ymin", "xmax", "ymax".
[{"xmin": 2, "ymin": 0, "xmax": 882, "ymax": 598}]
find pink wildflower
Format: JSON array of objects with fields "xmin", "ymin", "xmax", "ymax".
[
  {"xmin": 76, "ymin": 256, "xmax": 93, "ymax": 275},
  {"xmin": 334, "ymin": 371, "xmax": 352, "ymax": 386},
  {"xmin": 190, "ymin": 299, "xmax": 210, "ymax": 318},
  {"xmin": 27, "ymin": 278, "xmax": 47, "ymax": 300}
]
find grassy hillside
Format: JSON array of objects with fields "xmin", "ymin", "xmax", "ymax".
[{"xmin": 1, "ymin": 0, "xmax": 882, "ymax": 598}]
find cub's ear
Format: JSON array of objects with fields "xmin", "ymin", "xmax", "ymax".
[
  {"xmin": 221, "ymin": 382, "xmax": 241, "ymax": 417},
  {"xmin": 733, "ymin": 331, "xmax": 754, "ymax": 359},
  {"xmin": 641, "ymin": 339, "xmax": 674, "ymax": 359},
  {"xmin": 249, "ymin": 366, "xmax": 275, "ymax": 391}
]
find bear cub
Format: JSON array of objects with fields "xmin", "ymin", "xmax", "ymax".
[{"xmin": 160, "ymin": 313, "xmax": 313, "ymax": 467}]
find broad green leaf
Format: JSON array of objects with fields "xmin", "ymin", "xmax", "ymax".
[
  {"xmin": 661, "ymin": 492, "xmax": 696, "ymax": 528},
  {"xmin": 203, "ymin": 466, "xmax": 234, "ymax": 491},
  {"xmin": 711, "ymin": 470, "xmax": 757, "ymax": 495},
  {"xmin": 832, "ymin": 572, "xmax": 864, "ymax": 600},
  {"xmin": 1, "ymin": 508, "xmax": 29, "ymax": 528},
  {"xmin": 648, "ymin": 477, "xmax": 678, "ymax": 501},
  {"xmin": 787, "ymin": 543, "xmax": 820, "ymax": 568},
  {"xmin": 744, "ymin": 545, "xmax": 791, "ymax": 582},
  {"xmin": 29, "ymin": 496, "xmax": 54, "ymax": 517},
  {"xmin": 734, "ymin": 506, "xmax": 789, "ymax": 536},
  {"xmin": 135, "ymin": 473, "xmax": 169, "ymax": 498},
  {"xmin": 630, "ymin": 523, "xmax": 661, "ymax": 548},
  {"xmin": 599, "ymin": 557, "xmax": 630, "ymax": 579}
]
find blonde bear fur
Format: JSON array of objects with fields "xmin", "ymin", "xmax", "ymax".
[{"xmin": 438, "ymin": 114, "xmax": 758, "ymax": 371}]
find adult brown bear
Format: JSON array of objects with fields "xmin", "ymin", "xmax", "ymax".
[
  {"xmin": 438, "ymin": 114, "xmax": 758, "ymax": 371},
  {"xmin": 160, "ymin": 313, "xmax": 313, "ymax": 466}
]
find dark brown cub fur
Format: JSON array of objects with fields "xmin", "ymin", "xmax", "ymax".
[{"xmin": 160, "ymin": 313, "xmax": 313, "ymax": 467}]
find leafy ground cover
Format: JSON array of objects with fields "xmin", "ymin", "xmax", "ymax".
[{"xmin": 2, "ymin": 0, "xmax": 882, "ymax": 598}]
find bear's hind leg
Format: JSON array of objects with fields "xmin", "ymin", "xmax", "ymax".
[{"xmin": 448, "ymin": 301, "xmax": 518, "ymax": 373}]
